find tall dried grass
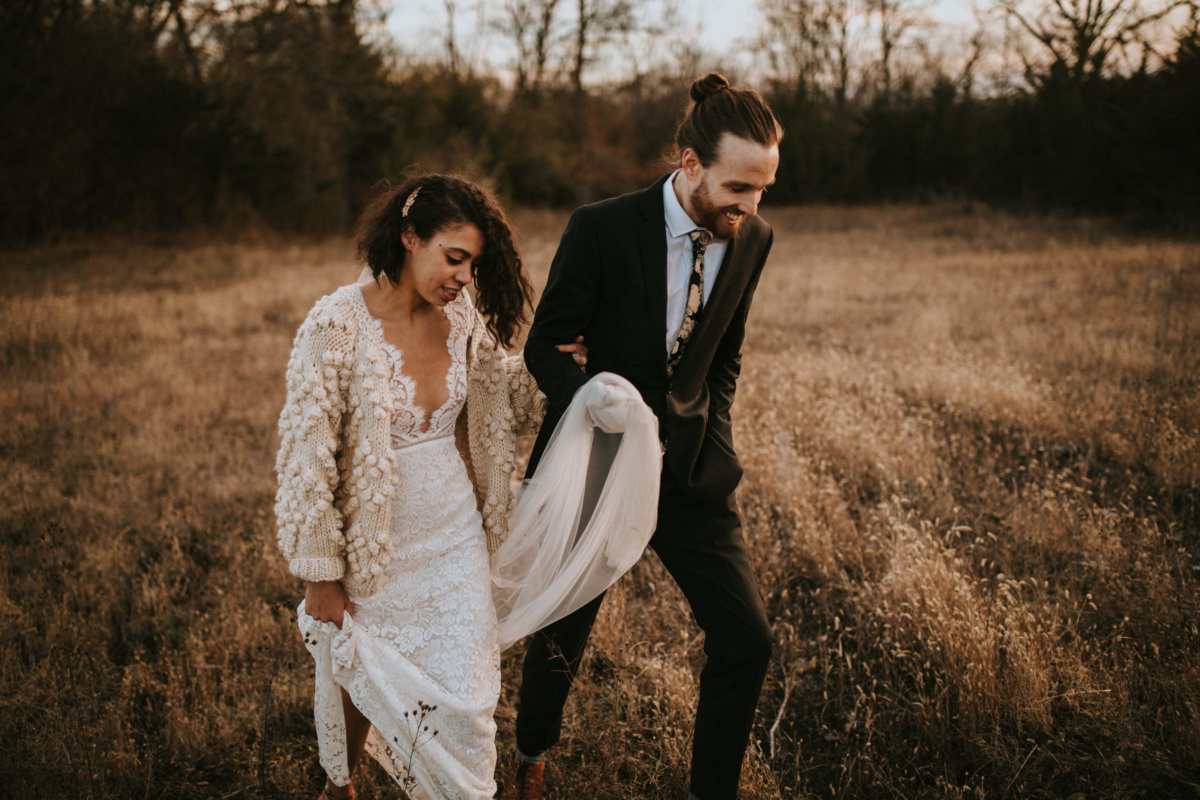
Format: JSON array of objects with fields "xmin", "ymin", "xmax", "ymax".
[{"xmin": 1, "ymin": 206, "xmax": 1196, "ymax": 798}]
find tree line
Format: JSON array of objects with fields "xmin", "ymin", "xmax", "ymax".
[{"xmin": 2, "ymin": 0, "xmax": 1198, "ymax": 242}]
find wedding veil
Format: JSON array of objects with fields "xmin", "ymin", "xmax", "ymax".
[{"xmin": 491, "ymin": 372, "xmax": 661, "ymax": 650}]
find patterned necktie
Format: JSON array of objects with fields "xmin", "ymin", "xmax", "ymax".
[{"xmin": 667, "ymin": 229, "xmax": 711, "ymax": 377}]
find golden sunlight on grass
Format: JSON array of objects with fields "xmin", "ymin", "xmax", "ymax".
[{"xmin": 1, "ymin": 205, "xmax": 1197, "ymax": 798}]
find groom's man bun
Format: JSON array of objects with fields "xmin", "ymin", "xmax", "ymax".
[
  {"xmin": 689, "ymin": 72, "xmax": 730, "ymax": 102},
  {"xmin": 676, "ymin": 72, "xmax": 783, "ymax": 166}
]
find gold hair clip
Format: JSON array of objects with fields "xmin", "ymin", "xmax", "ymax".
[{"xmin": 402, "ymin": 187, "xmax": 421, "ymax": 217}]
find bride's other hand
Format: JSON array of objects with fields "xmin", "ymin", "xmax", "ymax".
[
  {"xmin": 555, "ymin": 335, "xmax": 588, "ymax": 372},
  {"xmin": 305, "ymin": 580, "xmax": 354, "ymax": 628}
]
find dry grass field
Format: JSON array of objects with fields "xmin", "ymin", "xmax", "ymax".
[{"xmin": 2, "ymin": 204, "xmax": 1198, "ymax": 799}]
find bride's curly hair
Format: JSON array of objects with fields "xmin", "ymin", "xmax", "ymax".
[{"xmin": 356, "ymin": 174, "xmax": 534, "ymax": 350}]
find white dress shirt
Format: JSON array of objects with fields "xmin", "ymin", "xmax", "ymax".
[{"xmin": 663, "ymin": 171, "xmax": 729, "ymax": 355}]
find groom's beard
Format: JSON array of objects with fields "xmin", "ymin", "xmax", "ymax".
[{"xmin": 689, "ymin": 179, "xmax": 745, "ymax": 239}]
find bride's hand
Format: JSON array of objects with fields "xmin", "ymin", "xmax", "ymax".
[
  {"xmin": 555, "ymin": 335, "xmax": 588, "ymax": 372},
  {"xmin": 305, "ymin": 580, "xmax": 354, "ymax": 628}
]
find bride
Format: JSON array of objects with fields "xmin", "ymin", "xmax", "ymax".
[{"xmin": 274, "ymin": 174, "xmax": 659, "ymax": 800}]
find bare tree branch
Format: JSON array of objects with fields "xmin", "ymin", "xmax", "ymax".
[
  {"xmin": 493, "ymin": 0, "xmax": 562, "ymax": 92},
  {"xmin": 570, "ymin": 0, "xmax": 634, "ymax": 92},
  {"xmin": 996, "ymin": 0, "xmax": 1189, "ymax": 81}
]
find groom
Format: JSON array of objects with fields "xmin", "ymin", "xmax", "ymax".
[{"xmin": 504, "ymin": 73, "xmax": 782, "ymax": 800}]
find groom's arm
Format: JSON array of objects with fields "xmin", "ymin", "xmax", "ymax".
[{"xmin": 525, "ymin": 208, "xmax": 601, "ymax": 413}]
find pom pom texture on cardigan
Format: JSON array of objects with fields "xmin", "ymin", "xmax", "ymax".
[{"xmin": 274, "ymin": 284, "xmax": 546, "ymax": 598}]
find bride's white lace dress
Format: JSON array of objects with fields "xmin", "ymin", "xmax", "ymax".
[{"xmin": 298, "ymin": 288, "xmax": 499, "ymax": 800}]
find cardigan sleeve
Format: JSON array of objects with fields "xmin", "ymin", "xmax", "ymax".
[
  {"xmin": 505, "ymin": 352, "xmax": 547, "ymax": 437},
  {"xmin": 274, "ymin": 308, "xmax": 355, "ymax": 583}
]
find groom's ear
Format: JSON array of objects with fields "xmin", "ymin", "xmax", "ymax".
[{"xmin": 680, "ymin": 147, "xmax": 704, "ymax": 180}]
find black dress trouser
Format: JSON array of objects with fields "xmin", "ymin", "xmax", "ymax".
[{"xmin": 514, "ymin": 451, "xmax": 773, "ymax": 800}]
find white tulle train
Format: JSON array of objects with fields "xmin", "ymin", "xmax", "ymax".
[{"xmin": 491, "ymin": 371, "xmax": 662, "ymax": 650}]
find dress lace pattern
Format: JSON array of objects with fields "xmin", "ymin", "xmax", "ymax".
[
  {"xmin": 370, "ymin": 293, "xmax": 472, "ymax": 443},
  {"xmin": 299, "ymin": 291, "xmax": 499, "ymax": 800}
]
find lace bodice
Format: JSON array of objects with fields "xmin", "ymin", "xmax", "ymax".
[{"xmin": 365, "ymin": 290, "xmax": 475, "ymax": 444}]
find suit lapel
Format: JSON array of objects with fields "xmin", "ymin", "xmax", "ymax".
[
  {"xmin": 671, "ymin": 219, "xmax": 764, "ymax": 388},
  {"xmin": 702, "ymin": 232, "xmax": 748, "ymax": 331}
]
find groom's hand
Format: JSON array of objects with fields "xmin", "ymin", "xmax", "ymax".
[{"xmin": 555, "ymin": 335, "xmax": 588, "ymax": 372}]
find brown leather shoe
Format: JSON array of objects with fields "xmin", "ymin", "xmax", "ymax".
[
  {"xmin": 498, "ymin": 757, "xmax": 544, "ymax": 800},
  {"xmin": 318, "ymin": 778, "xmax": 356, "ymax": 800}
]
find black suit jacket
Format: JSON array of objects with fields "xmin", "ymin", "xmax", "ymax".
[{"xmin": 524, "ymin": 176, "xmax": 774, "ymax": 501}]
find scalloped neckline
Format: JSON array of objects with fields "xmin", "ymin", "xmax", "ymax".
[{"xmin": 356, "ymin": 284, "xmax": 467, "ymax": 438}]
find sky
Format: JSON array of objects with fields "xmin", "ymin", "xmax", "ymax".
[
  {"xmin": 682, "ymin": 0, "xmax": 978, "ymax": 45},
  {"xmin": 383, "ymin": 0, "xmax": 984, "ymax": 76}
]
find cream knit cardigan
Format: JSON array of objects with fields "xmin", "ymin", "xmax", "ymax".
[{"xmin": 274, "ymin": 284, "xmax": 546, "ymax": 598}]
